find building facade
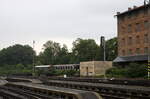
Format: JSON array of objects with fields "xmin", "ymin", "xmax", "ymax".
[
  {"xmin": 114, "ymin": 4, "xmax": 150, "ymax": 63},
  {"xmin": 80, "ymin": 61, "xmax": 112, "ymax": 76}
]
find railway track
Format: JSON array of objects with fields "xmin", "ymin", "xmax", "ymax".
[
  {"xmin": 42, "ymin": 79, "xmax": 150, "ymax": 99},
  {"xmin": 0, "ymin": 86, "xmax": 55, "ymax": 99},
  {"xmin": 46, "ymin": 77, "xmax": 150, "ymax": 87},
  {"xmin": 4, "ymin": 77, "xmax": 150, "ymax": 99},
  {"xmin": 6, "ymin": 76, "xmax": 150, "ymax": 87},
  {"xmin": 1, "ymin": 82, "xmax": 102, "ymax": 99}
]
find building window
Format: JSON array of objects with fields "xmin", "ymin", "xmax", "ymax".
[
  {"xmin": 121, "ymin": 26, "xmax": 125, "ymax": 33},
  {"xmin": 144, "ymin": 34, "xmax": 148, "ymax": 43},
  {"xmin": 128, "ymin": 24, "xmax": 132, "ymax": 33},
  {"xmin": 128, "ymin": 49, "xmax": 132, "ymax": 55},
  {"xmin": 127, "ymin": 13, "xmax": 131, "ymax": 19},
  {"xmin": 122, "ymin": 38, "xmax": 125, "ymax": 45},
  {"xmin": 134, "ymin": 11, "xmax": 139, "ymax": 17},
  {"xmin": 144, "ymin": 47, "xmax": 148, "ymax": 54},
  {"xmin": 135, "ymin": 23, "xmax": 140, "ymax": 32},
  {"xmin": 136, "ymin": 48, "xmax": 140, "ymax": 54},
  {"xmin": 120, "ymin": 16, "xmax": 125, "ymax": 21},
  {"xmin": 136, "ymin": 36, "xmax": 140, "ymax": 44},
  {"xmin": 128, "ymin": 37, "xmax": 132, "ymax": 45},
  {"xmin": 122, "ymin": 50, "xmax": 125, "ymax": 56},
  {"xmin": 144, "ymin": 9, "xmax": 148, "ymax": 15},
  {"xmin": 144, "ymin": 21, "xmax": 149, "ymax": 29}
]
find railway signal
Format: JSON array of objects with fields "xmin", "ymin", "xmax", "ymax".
[{"xmin": 100, "ymin": 36, "xmax": 106, "ymax": 61}]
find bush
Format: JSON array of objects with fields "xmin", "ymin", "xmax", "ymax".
[
  {"xmin": 125, "ymin": 63, "xmax": 147, "ymax": 78},
  {"xmin": 106, "ymin": 63, "xmax": 148, "ymax": 78},
  {"xmin": 0, "ymin": 64, "xmax": 33, "ymax": 76},
  {"xmin": 106, "ymin": 67, "xmax": 126, "ymax": 78}
]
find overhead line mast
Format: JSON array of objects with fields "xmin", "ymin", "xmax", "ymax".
[{"xmin": 144, "ymin": 0, "xmax": 150, "ymax": 79}]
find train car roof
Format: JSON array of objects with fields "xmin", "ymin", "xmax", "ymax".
[{"xmin": 35, "ymin": 65, "xmax": 51, "ymax": 68}]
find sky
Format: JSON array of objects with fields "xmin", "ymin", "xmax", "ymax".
[{"xmin": 0, "ymin": 0, "xmax": 143, "ymax": 54}]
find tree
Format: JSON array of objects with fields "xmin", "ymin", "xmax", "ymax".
[
  {"xmin": 39, "ymin": 41, "xmax": 70, "ymax": 65},
  {"xmin": 0, "ymin": 44, "xmax": 35, "ymax": 66},
  {"xmin": 71, "ymin": 38, "xmax": 100, "ymax": 63},
  {"xmin": 105, "ymin": 37, "xmax": 117, "ymax": 61},
  {"xmin": 99, "ymin": 37, "xmax": 117, "ymax": 61},
  {"xmin": 57, "ymin": 44, "xmax": 70, "ymax": 64}
]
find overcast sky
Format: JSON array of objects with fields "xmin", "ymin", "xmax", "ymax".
[{"xmin": 0, "ymin": 0, "xmax": 143, "ymax": 53}]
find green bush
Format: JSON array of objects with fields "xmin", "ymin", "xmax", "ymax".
[
  {"xmin": 125, "ymin": 63, "xmax": 147, "ymax": 78},
  {"xmin": 0, "ymin": 64, "xmax": 33, "ymax": 76},
  {"xmin": 106, "ymin": 67, "xmax": 126, "ymax": 78},
  {"xmin": 106, "ymin": 63, "xmax": 148, "ymax": 78}
]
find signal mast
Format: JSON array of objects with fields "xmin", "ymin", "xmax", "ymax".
[{"xmin": 143, "ymin": 0, "xmax": 150, "ymax": 79}]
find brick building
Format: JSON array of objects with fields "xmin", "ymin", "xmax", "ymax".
[{"xmin": 114, "ymin": 4, "xmax": 150, "ymax": 63}]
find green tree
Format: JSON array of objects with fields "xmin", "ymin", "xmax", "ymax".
[
  {"xmin": 105, "ymin": 37, "xmax": 117, "ymax": 61},
  {"xmin": 71, "ymin": 38, "xmax": 100, "ymax": 63},
  {"xmin": 39, "ymin": 41, "xmax": 70, "ymax": 65},
  {"xmin": 57, "ymin": 44, "xmax": 70, "ymax": 64},
  {"xmin": 99, "ymin": 37, "xmax": 117, "ymax": 61},
  {"xmin": 0, "ymin": 44, "xmax": 35, "ymax": 66}
]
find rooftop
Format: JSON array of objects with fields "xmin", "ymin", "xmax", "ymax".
[
  {"xmin": 35, "ymin": 65, "xmax": 51, "ymax": 68},
  {"xmin": 113, "ymin": 55, "xmax": 148, "ymax": 63},
  {"xmin": 116, "ymin": 4, "xmax": 149, "ymax": 16}
]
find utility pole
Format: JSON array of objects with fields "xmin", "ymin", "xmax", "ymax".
[
  {"xmin": 32, "ymin": 40, "xmax": 35, "ymax": 77},
  {"xmin": 100, "ymin": 36, "xmax": 106, "ymax": 61},
  {"xmin": 144, "ymin": 0, "xmax": 150, "ymax": 79},
  {"xmin": 147, "ymin": 0, "xmax": 150, "ymax": 79}
]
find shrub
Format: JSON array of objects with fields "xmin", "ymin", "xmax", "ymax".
[
  {"xmin": 106, "ymin": 63, "xmax": 148, "ymax": 78},
  {"xmin": 125, "ymin": 63, "xmax": 147, "ymax": 78}
]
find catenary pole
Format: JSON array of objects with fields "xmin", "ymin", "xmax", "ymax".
[
  {"xmin": 32, "ymin": 40, "xmax": 35, "ymax": 76},
  {"xmin": 144, "ymin": 0, "xmax": 150, "ymax": 79}
]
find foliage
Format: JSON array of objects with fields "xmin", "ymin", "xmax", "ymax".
[
  {"xmin": 125, "ymin": 63, "xmax": 147, "ymax": 78},
  {"xmin": 105, "ymin": 37, "xmax": 117, "ymax": 61},
  {"xmin": 99, "ymin": 37, "xmax": 117, "ymax": 61},
  {"xmin": 71, "ymin": 38, "xmax": 100, "ymax": 63},
  {"xmin": 106, "ymin": 63, "xmax": 147, "ymax": 78},
  {"xmin": 0, "ymin": 44, "xmax": 35, "ymax": 66},
  {"xmin": 52, "ymin": 70, "xmax": 79, "ymax": 76},
  {"xmin": 0, "ymin": 64, "xmax": 32, "ymax": 75},
  {"xmin": 38, "ymin": 41, "xmax": 70, "ymax": 65},
  {"xmin": 0, "ymin": 37, "xmax": 118, "ymax": 76},
  {"xmin": 106, "ymin": 67, "xmax": 126, "ymax": 78}
]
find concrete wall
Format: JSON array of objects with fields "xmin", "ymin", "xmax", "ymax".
[
  {"xmin": 80, "ymin": 61, "xmax": 95, "ymax": 76},
  {"xmin": 94, "ymin": 61, "xmax": 112, "ymax": 76},
  {"xmin": 80, "ymin": 61, "xmax": 112, "ymax": 76}
]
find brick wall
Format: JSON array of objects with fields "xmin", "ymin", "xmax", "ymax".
[{"xmin": 117, "ymin": 5, "xmax": 150, "ymax": 57}]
